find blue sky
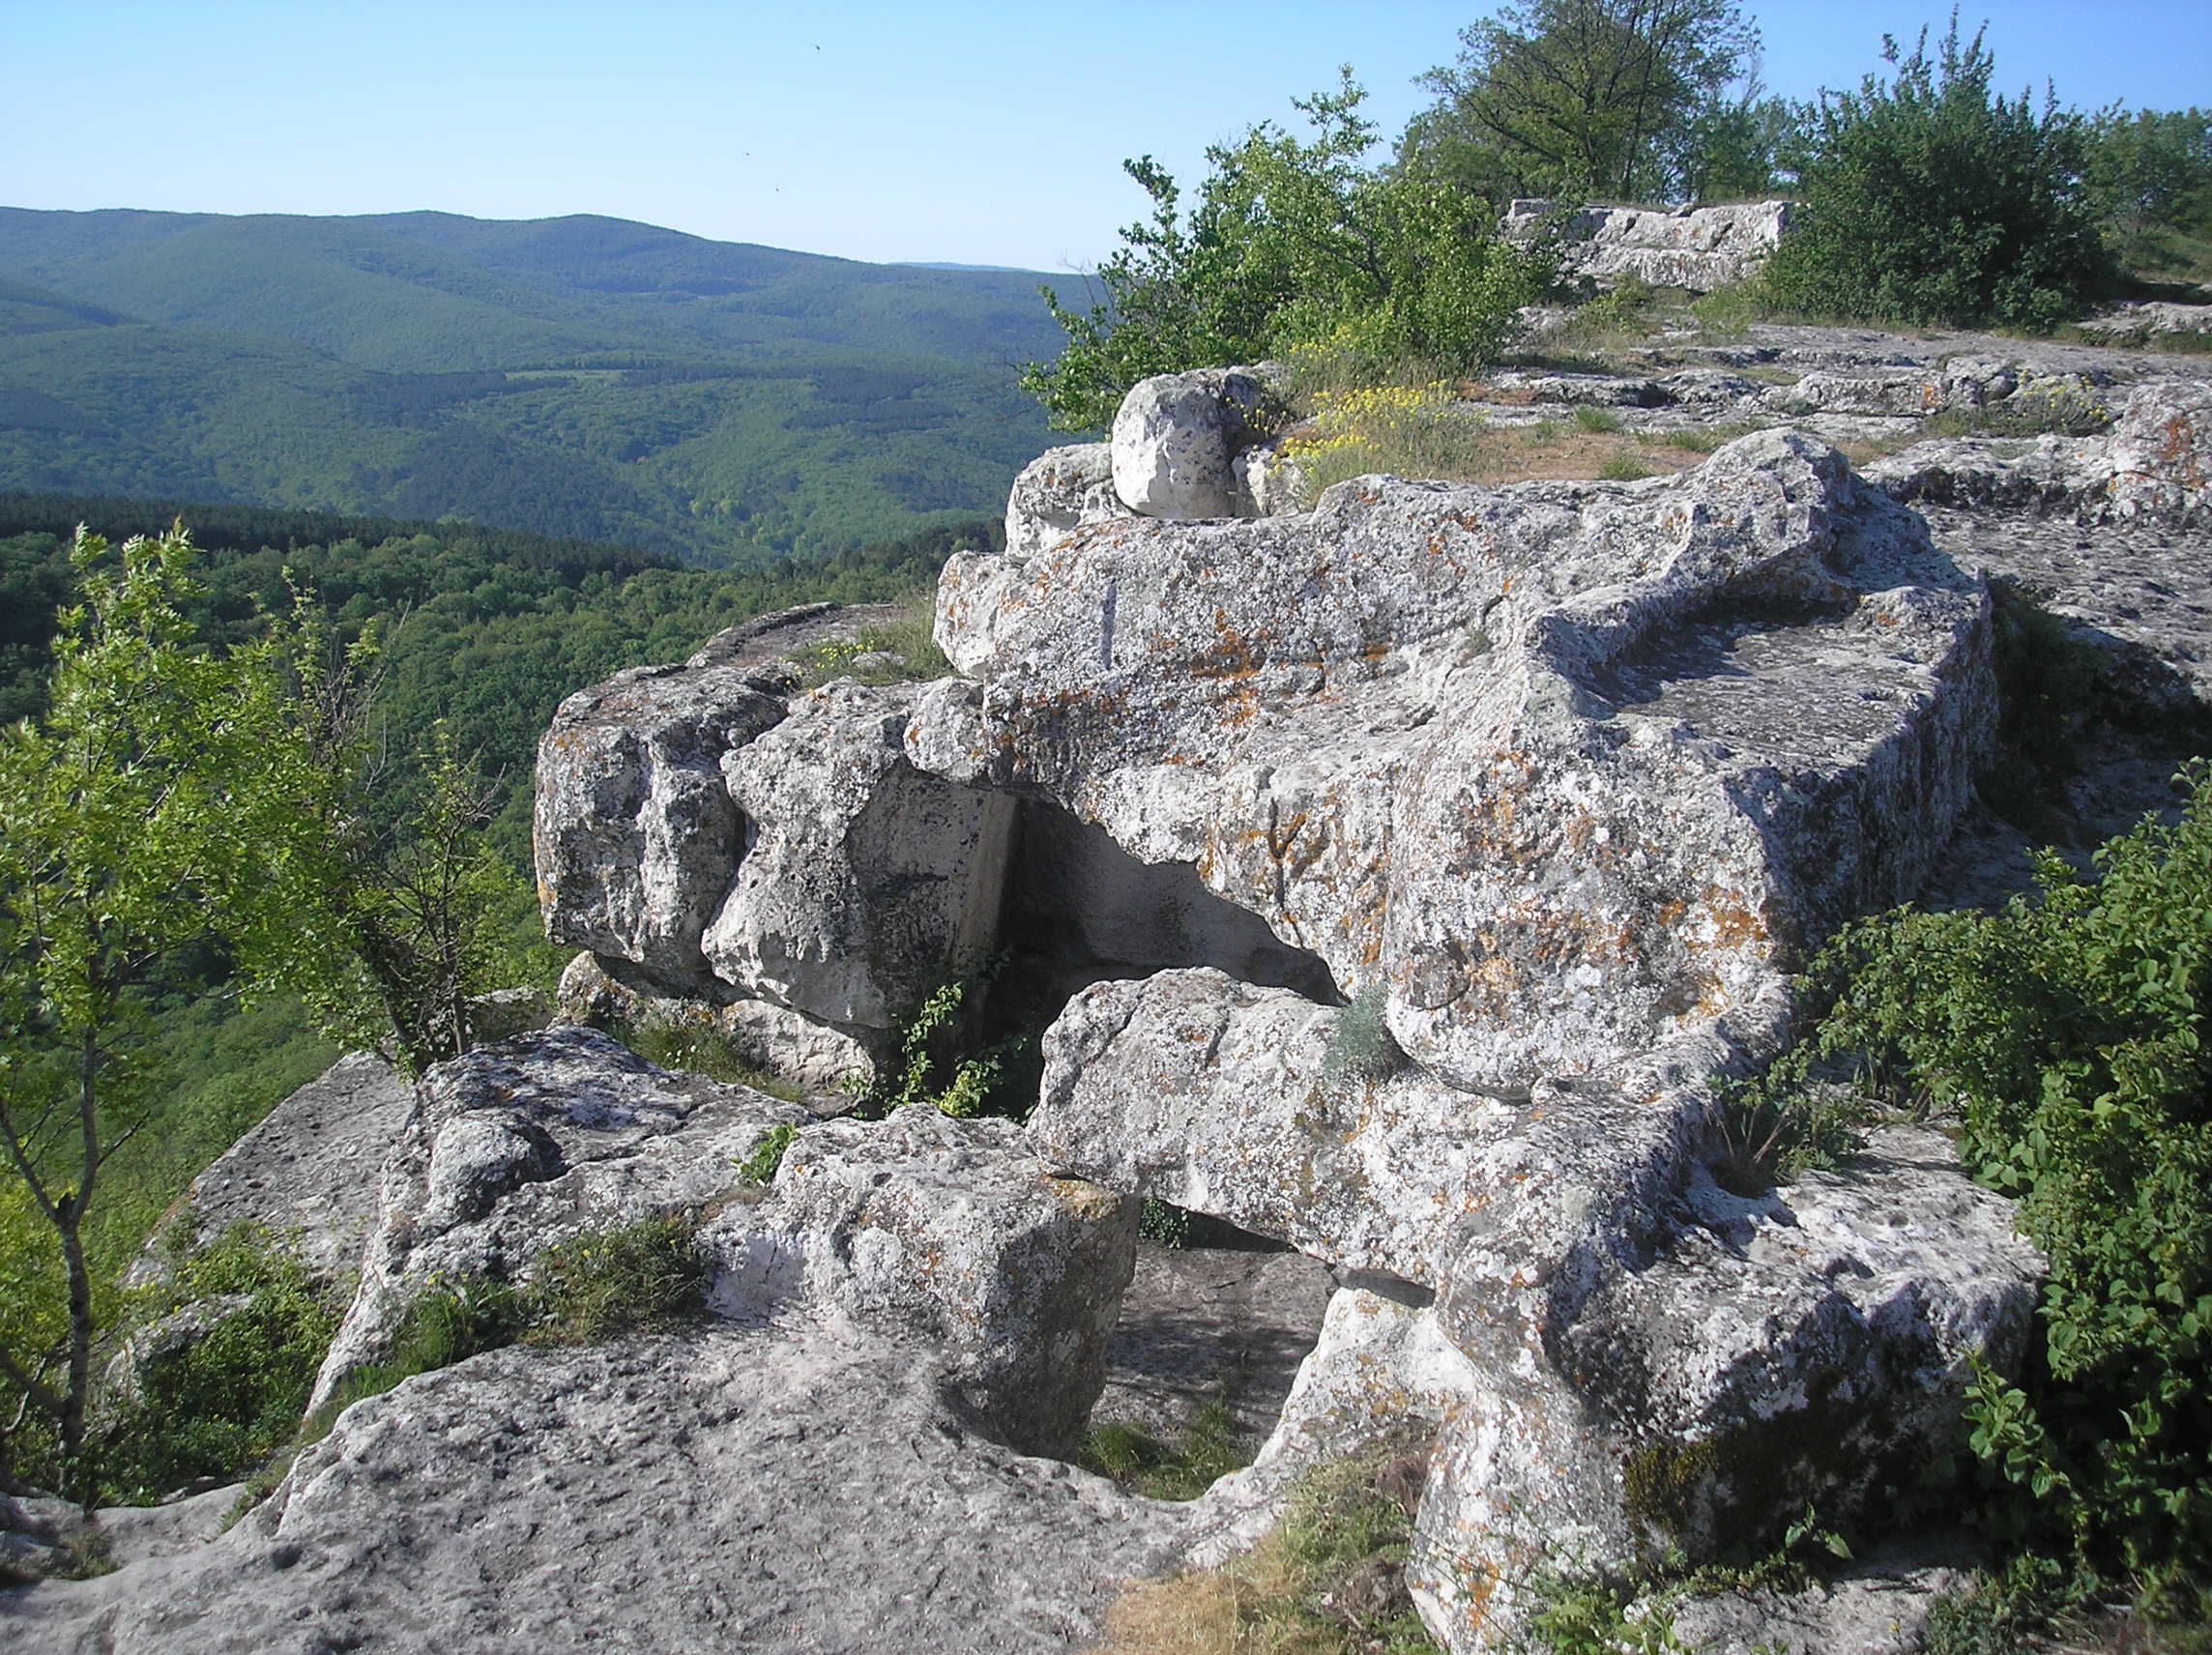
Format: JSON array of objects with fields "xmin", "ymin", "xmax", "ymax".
[{"xmin": 4, "ymin": 1, "xmax": 2204, "ymax": 273}]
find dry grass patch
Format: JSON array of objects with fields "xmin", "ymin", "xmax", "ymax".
[{"xmin": 1096, "ymin": 1451, "xmax": 1438, "ymax": 1655}]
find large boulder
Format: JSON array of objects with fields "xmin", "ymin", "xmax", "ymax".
[
  {"xmin": 701, "ymin": 679, "xmax": 1015, "ymax": 1031},
  {"xmin": 704, "ymin": 1105, "xmax": 1135, "ymax": 1454},
  {"xmin": 925, "ymin": 429, "xmax": 1994, "ymax": 1092},
  {"xmin": 136, "ymin": 1052, "xmax": 412, "ymax": 1286},
  {"xmin": 1028, "ymin": 966, "xmax": 2039, "ymax": 1642},
  {"xmin": 1109, "ymin": 367, "xmax": 1279, "ymax": 519}
]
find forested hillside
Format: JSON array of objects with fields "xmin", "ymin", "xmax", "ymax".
[{"xmin": 0, "ymin": 209, "xmax": 1067, "ymax": 564}]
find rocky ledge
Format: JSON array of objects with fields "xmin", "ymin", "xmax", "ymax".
[{"xmin": 15, "ymin": 325, "xmax": 2210, "ymax": 1654}]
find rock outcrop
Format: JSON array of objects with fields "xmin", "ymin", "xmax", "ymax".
[
  {"xmin": 1501, "ymin": 198, "xmax": 1792, "ymax": 290},
  {"xmin": 310, "ymin": 1026, "xmax": 808, "ymax": 1407},
  {"xmin": 930, "ymin": 425, "xmax": 1991, "ymax": 1090}
]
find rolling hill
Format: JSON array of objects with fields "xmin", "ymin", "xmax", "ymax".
[{"xmin": 0, "ymin": 208, "xmax": 1081, "ymax": 563}]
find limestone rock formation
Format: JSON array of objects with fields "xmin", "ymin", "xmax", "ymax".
[
  {"xmin": 1005, "ymin": 441, "xmax": 1121, "ymax": 557},
  {"xmin": 704, "ymin": 1106, "xmax": 1134, "ymax": 1454},
  {"xmin": 930, "ymin": 427, "xmax": 1993, "ymax": 1091},
  {"xmin": 136, "ymin": 1052, "xmax": 412, "ymax": 1285},
  {"xmin": 1501, "ymin": 198, "xmax": 1792, "ymax": 290},
  {"xmin": 7, "ymin": 1329, "xmax": 1189, "ymax": 1655},
  {"xmin": 310, "ymin": 1027, "xmax": 807, "ymax": 1407}
]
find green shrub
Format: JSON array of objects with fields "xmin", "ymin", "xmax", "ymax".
[
  {"xmin": 1766, "ymin": 764, "xmax": 2212, "ymax": 1594},
  {"xmin": 521, "ymin": 1212, "xmax": 708, "ymax": 1348},
  {"xmin": 1764, "ymin": 19, "xmax": 2113, "ymax": 330},
  {"xmin": 308, "ymin": 1213, "xmax": 707, "ymax": 1439},
  {"xmin": 1021, "ymin": 73, "xmax": 1546, "ymax": 432},
  {"xmin": 92, "ymin": 1226, "xmax": 342, "ymax": 1501},
  {"xmin": 736, "ymin": 1123, "xmax": 798, "ymax": 1187},
  {"xmin": 845, "ymin": 958, "xmax": 1038, "ymax": 1121}
]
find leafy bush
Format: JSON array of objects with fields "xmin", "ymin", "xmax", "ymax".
[
  {"xmin": 845, "ymin": 959, "xmax": 1038, "ymax": 1121},
  {"xmin": 1764, "ymin": 19, "xmax": 2114, "ymax": 330},
  {"xmin": 1022, "ymin": 73, "xmax": 1545, "ymax": 432},
  {"xmin": 92, "ymin": 1226, "xmax": 342, "ymax": 1501},
  {"xmin": 1767, "ymin": 765, "xmax": 2212, "ymax": 1596}
]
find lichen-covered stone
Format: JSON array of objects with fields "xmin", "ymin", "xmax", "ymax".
[
  {"xmin": 1500, "ymin": 199, "xmax": 1791, "ymax": 291},
  {"xmin": 701, "ymin": 679, "xmax": 1015, "ymax": 1031},
  {"xmin": 310, "ymin": 1027, "xmax": 806, "ymax": 1409},
  {"xmin": 703, "ymin": 1106, "xmax": 1135, "ymax": 1454},
  {"xmin": 1110, "ymin": 367, "xmax": 1279, "ymax": 519},
  {"xmin": 1412, "ymin": 1124, "xmax": 2041, "ymax": 1649},
  {"xmin": 1005, "ymin": 441, "xmax": 1122, "ymax": 557},
  {"xmin": 928, "ymin": 429, "xmax": 1993, "ymax": 1091},
  {"xmin": 534, "ymin": 658, "xmax": 788, "ymax": 979}
]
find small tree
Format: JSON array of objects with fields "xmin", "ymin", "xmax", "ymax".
[
  {"xmin": 1400, "ymin": 0, "xmax": 1760, "ymax": 204},
  {"xmin": 1022, "ymin": 73, "xmax": 1545, "ymax": 431},
  {"xmin": 1763, "ymin": 15, "xmax": 2114, "ymax": 331},
  {"xmin": 0, "ymin": 528, "xmax": 337, "ymax": 1490}
]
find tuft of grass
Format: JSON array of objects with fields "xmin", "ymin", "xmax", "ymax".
[
  {"xmin": 1570, "ymin": 405, "xmax": 1624, "ymax": 435},
  {"xmin": 1096, "ymin": 1447, "xmax": 1438, "ymax": 1655},
  {"xmin": 1285, "ymin": 384, "xmax": 1488, "ymax": 504},
  {"xmin": 1080, "ymin": 1395, "xmax": 1249, "ymax": 1501},
  {"xmin": 1598, "ymin": 454, "xmax": 1653, "ymax": 481},
  {"xmin": 1919, "ymin": 381, "xmax": 2110, "ymax": 440},
  {"xmin": 610, "ymin": 1014, "xmax": 804, "ymax": 1102},
  {"xmin": 1703, "ymin": 1080, "xmax": 1875, "ymax": 1197},
  {"xmin": 1663, "ymin": 421, "xmax": 1761, "ymax": 454},
  {"xmin": 1322, "ymin": 984, "xmax": 1406, "ymax": 1087},
  {"xmin": 790, "ymin": 595, "xmax": 948, "ymax": 688}
]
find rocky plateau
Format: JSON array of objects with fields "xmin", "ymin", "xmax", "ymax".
[{"xmin": 8, "ymin": 313, "xmax": 2212, "ymax": 1655}]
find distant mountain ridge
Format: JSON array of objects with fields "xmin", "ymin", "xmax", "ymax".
[{"xmin": 0, "ymin": 207, "xmax": 1073, "ymax": 563}]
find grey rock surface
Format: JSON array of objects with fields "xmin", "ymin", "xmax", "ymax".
[
  {"xmin": 6, "ymin": 1327, "xmax": 1190, "ymax": 1655},
  {"xmin": 553, "ymin": 949, "xmax": 875, "ymax": 1096},
  {"xmin": 310, "ymin": 1026, "xmax": 806, "ymax": 1408},
  {"xmin": 704, "ymin": 1105, "xmax": 1136, "ymax": 1455},
  {"xmin": 930, "ymin": 428, "xmax": 1994, "ymax": 1091},
  {"xmin": 1109, "ymin": 367, "xmax": 1277, "ymax": 519},
  {"xmin": 1663, "ymin": 1538, "xmax": 1979, "ymax": 1655},
  {"xmin": 139, "ymin": 1052, "xmax": 411, "ymax": 1285},
  {"xmin": 1092, "ymin": 1241, "xmax": 1337, "ymax": 1446},
  {"xmin": 1502, "ymin": 198, "xmax": 1791, "ymax": 290},
  {"xmin": 702, "ymin": 678, "xmax": 1015, "ymax": 1031},
  {"xmin": 1005, "ymin": 442, "xmax": 1121, "ymax": 558},
  {"xmin": 534, "ymin": 655, "xmax": 789, "ymax": 979}
]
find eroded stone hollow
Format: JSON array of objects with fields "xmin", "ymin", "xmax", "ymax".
[{"xmin": 987, "ymin": 798, "xmax": 1342, "ymax": 1039}]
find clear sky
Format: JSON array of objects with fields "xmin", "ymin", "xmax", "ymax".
[{"xmin": 4, "ymin": 1, "xmax": 2204, "ymax": 275}]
